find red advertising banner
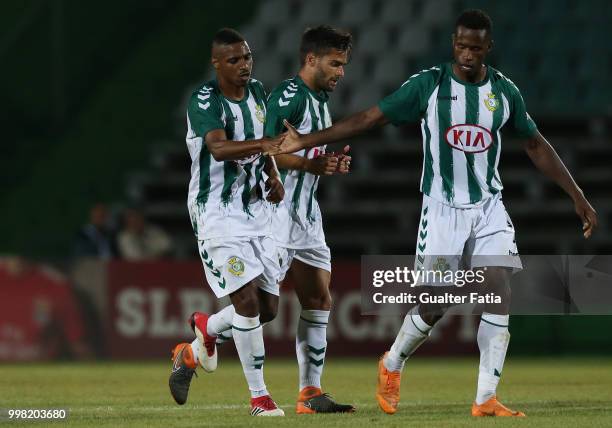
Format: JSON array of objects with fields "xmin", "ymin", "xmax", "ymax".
[
  {"xmin": 0, "ymin": 260, "xmax": 86, "ymax": 362},
  {"xmin": 106, "ymin": 260, "xmax": 478, "ymax": 359}
]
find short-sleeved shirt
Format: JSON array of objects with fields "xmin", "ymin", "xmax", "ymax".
[
  {"xmin": 379, "ymin": 62, "xmax": 537, "ymax": 208},
  {"xmin": 264, "ymin": 76, "xmax": 331, "ymax": 248},
  {"xmin": 186, "ymin": 78, "xmax": 270, "ymax": 240}
]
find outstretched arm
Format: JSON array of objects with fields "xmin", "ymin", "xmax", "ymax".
[
  {"xmin": 280, "ymin": 105, "xmax": 388, "ymax": 153},
  {"xmin": 523, "ymin": 131, "xmax": 598, "ymax": 238},
  {"xmin": 205, "ymin": 129, "xmax": 284, "ymax": 161}
]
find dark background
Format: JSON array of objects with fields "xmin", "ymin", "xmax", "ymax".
[{"xmin": 1, "ymin": 0, "xmax": 611, "ymax": 358}]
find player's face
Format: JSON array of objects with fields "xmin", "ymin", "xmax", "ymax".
[
  {"xmin": 452, "ymin": 26, "xmax": 491, "ymax": 80},
  {"xmin": 212, "ymin": 42, "xmax": 253, "ymax": 87},
  {"xmin": 313, "ymin": 49, "xmax": 348, "ymax": 92}
]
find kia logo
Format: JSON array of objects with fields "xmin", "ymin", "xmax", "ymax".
[{"xmin": 445, "ymin": 124, "xmax": 493, "ymax": 153}]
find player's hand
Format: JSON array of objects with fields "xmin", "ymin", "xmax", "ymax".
[
  {"xmin": 262, "ymin": 135, "xmax": 285, "ymax": 156},
  {"xmin": 306, "ymin": 154, "xmax": 339, "ymax": 176},
  {"xmin": 331, "ymin": 145, "xmax": 351, "ymax": 174},
  {"xmin": 574, "ymin": 194, "xmax": 598, "ymax": 239},
  {"xmin": 277, "ymin": 119, "xmax": 305, "ymax": 154},
  {"xmin": 265, "ymin": 175, "xmax": 285, "ymax": 203}
]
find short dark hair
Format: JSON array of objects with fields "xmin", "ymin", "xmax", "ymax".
[
  {"xmin": 212, "ymin": 28, "xmax": 245, "ymax": 46},
  {"xmin": 299, "ymin": 25, "xmax": 352, "ymax": 65},
  {"xmin": 455, "ymin": 9, "xmax": 492, "ymax": 36}
]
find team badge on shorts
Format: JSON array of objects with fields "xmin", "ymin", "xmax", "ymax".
[
  {"xmin": 227, "ymin": 256, "xmax": 245, "ymax": 276},
  {"xmin": 484, "ymin": 92, "xmax": 499, "ymax": 112},
  {"xmin": 432, "ymin": 257, "xmax": 451, "ymax": 273}
]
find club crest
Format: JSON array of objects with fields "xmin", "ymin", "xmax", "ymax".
[
  {"xmin": 255, "ymin": 104, "xmax": 265, "ymax": 124},
  {"xmin": 228, "ymin": 256, "xmax": 245, "ymax": 276},
  {"xmin": 484, "ymin": 92, "xmax": 499, "ymax": 112}
]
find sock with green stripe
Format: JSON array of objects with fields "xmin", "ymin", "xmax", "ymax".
[
  {"xmin": 232, "ymin": 313, "xmax": 268, "ymax": 398},
  {"xmin": 207, "ymin": 305, "xmax": 235, "ymax": 336},
  {"xmin": 297, "ymin": 309, "xmax": 329, "ymax": 390},
  {"xmin": 384, "ymin": 306, "xmax": 432, "ymax": 372},
  {"xmin": 476, "ymin": 313, "xmax": 510, "ymax": 405}
]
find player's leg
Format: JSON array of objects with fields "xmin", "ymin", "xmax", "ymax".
[
  {"xmin": 290, "ymin": 258, "xmax": 331, "ymax": 394},
  {"xmin": 199, "ymin": 288, "xmax": 278, "ymax": 347},
  {"xmin": 377, "ymin": 196, "xmax": 470, "ymax": 414},
  {"xmin": 170, "ymin": 237, "xmax": 283, "ymax": 415},
  {"xmin": 470, "ymin": 266, "xmax": 524, "ymax": 416},
  {"xmin": 169, "ymin": 237, "xmax": 236, "ymax": 405},
  {"xmin": 469, "ymin": 196, "xmax": 525, "ymax": 417},
  {"xmin": 289, "ymin": 249, "xmax": 354, "ymax": 413},
  {"xmin": 232, "ymin": 235, "xmax": 283, "ymax": 416}
]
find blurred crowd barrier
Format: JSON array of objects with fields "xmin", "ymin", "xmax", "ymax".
[
  {"xmin": 2, "ymin": 257, "xmax": 611, "ymax": 362},
  {"xmin": 1, "ymin": 257, "xmax": 481, "ymax": 361}
]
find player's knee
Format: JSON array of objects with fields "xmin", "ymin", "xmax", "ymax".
[
  {"xmin": 259, "ymin": 298, "xmax": 278, "ymax": 323},
  {"xmin": 484, "ymin": 267, "xmax": 512, "ymax": 301},
  {"xmin": 229, "ymin": 285, "xmax": 260, "ymax": 317},
  {"xmin": 418, "ymin": 302, "xmax": 445, "ymax": 326},
  {"xmin": 259, "ymin": 308, "xmax": 277, "ymax": 324},
  {"xmin": 420, "ymin": 310, "xmax": 443, "ymax": 326},
  {"xmin": 301, "ymin": 291, "xmax": 332, "ymax": 311}
]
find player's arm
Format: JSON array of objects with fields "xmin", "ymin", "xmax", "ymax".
[
  {"xmin": 523, "ymin": 132, "xmax": 597, "ymax": 238},
  {"xmin": 205, "ymin": 129, "xmax": 283, "ymax": 161},
  {"xmin": 263, "ymin": 156, "xmax": 284, "ymax": 203},
  {"xmin": 281, "ymin": 106, "xmax": 388, "ymax": 153},
  {"xmin": 280, "ymin": 71, "xmax": 432, "ymax": 153},
  {"xmin": 274, "ymin": 153, "xmax": 339, "ymax": 176},
  {"xmin": 189, "ymin": 90, "xmax": 283, "ymax": 161}
]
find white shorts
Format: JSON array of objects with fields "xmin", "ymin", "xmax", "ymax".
[
  {"xmin": 197, "ymin": 235, "xmax": 280, "ymax": 298},
  {"xmin": 415, "ymin": 193, "xmax": 521, "ymax": 285},
  {"xmin": 277, "ymin": 245, "xmax": 332, "ymax": 282}
]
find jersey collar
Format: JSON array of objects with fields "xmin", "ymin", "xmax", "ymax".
[
  {"xmin": 447, "ymin": 62, "xmax": 490, "ymax": 87},
  {"xmin": 294, "ymin": 76, "xmax": 329, "ymax": 102},
  {"xmin": 209, "ymin": 78, "xmax": 250, "ymax": 104}
]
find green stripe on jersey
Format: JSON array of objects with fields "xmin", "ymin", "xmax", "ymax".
[
  {"xmin": 254, "ymin": 156, "xmax": 265, "ymax": 200},
  {"xmin": 422, "ymin": 120, "xmax": 433, "ymax": 195},
  {"xmin": 291, "ymin": 96, "xmax": 320, "ymax": 213},
  {"xmin": 218, "ymin": 98, "xmax": 241, "ymax": 206},
  {"xmin": 306, "ymin": 176, "xmax": 318, "ymax": 222},
  {"xmin": 221, "ymin": 162, "xmax": 238, "ymax": 205},
  {"xmin": 280, "ymin": 168, "xmax": 289, "ymax": 184},
  {"xmin": 437, "ymin": 75, "xmax": 454, "ymax": 202},
  {"xmin": 196, "ymin": 144, "xmax": 212, "ymax": 204},
  {"xmin": 465, "ymin": 85, "xmax": 482, "ymax": 204},
  {"xmin": 305, "ymin": 100, "xmax": 326, "ymax": 222},
  {"xmin": 487, "ymin": 87, "xmax": 504, "ymax": 193},
  {"xmin": 241, "ymin": 163, "xmax": 254, "ymax": 215},
  {"xmin": 220, "ymin": 98, "xmax": 235, "ymax": 139},
  {"xmin": 238, "ymin": 98, "xmax": 256, "ymax": 213},
  {"xmin": 239, "ymin": 100, "xmax": 255, "ymax": 140}
]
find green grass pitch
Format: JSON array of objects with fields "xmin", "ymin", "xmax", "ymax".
[{"xmin": 1, "ymin": 357, "xmax": 611, "ymax": 427}]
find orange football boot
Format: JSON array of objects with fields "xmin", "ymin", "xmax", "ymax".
[
  {"xmin": 375, "ymin": 352, "xmax": 401, "ymax": 414},
  {"xmin": 471, "ymin": 396, "xmax": 526, "ymax": 417},
  {"xmin": 168, "ymin": 343, "xmax": 197, "ymax": 405},
  {"xmin": 296, "ymin": 386, "xmax": 355, "ymax": 414},
  {"xmin": 296, "ymin": 386, "xmax": 321, "ymax": 414}
]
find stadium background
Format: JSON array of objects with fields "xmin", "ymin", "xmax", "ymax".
[{"xmin": 2, "ymin": 0, "xmax": 611, "ymax": 366}]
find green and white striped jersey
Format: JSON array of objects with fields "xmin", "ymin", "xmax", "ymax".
[
  {"xmin": 379, "ymin": 62, "xmax": 537, "ymax": 208},
  {"xmin": 265, "ymin": 76, "xmax": 331, "ymax": 248},
  {"xmin": 186, "ymin": 78, "xmax": 270, "ymax": 240}
]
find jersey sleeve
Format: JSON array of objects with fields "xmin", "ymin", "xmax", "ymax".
[
  {"xmin": 187, "ymin": 91, "xmax": 224, "ymax": 138},
  {"xmin": 264, "ymin": 83, "xmax": 307, "ymax": 137},
  {"xmin": 378, "ymin": 70, "xmax": 437, "ymax": 126},
  {"xmin": 507, "ymin": 82, "xmax": 538, "ymax": 138}
]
